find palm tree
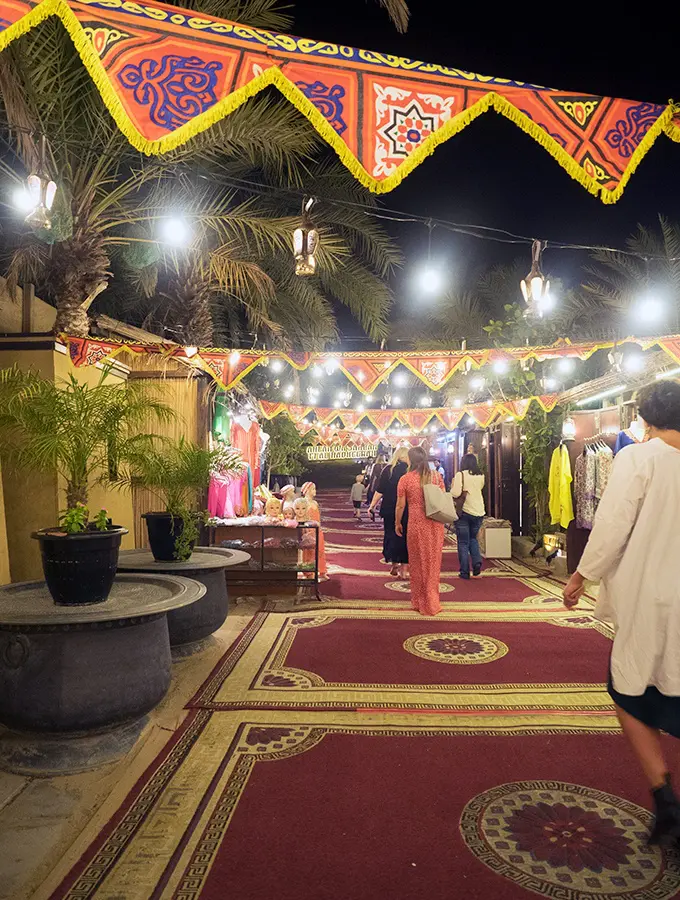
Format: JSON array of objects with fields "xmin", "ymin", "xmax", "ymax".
[
  {"xmin": 391, "ymin": 290, "xmax": 490, "ymax": 349},
  {"xmin": 0, "ymin": 0, "xmax": 402, "ymax": 344},
  {"xmin": 583, "ymin": 216, "xmax": 680, "ymax": 335},
  {"xmin": 185, "ymin": 0, "xmax": 409, "ymax": 32}
]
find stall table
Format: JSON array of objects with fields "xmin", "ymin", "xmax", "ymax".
[{"xmin": 208, "ymin": 522, "xmax": 320, "ymax": 599}]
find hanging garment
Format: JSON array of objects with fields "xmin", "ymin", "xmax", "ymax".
[
  {"xmin": 595, "ymin": 446, "xmax": 614, "ymax": 500},
  {"xmin": 208, "ymin": 475, "xmax": 231, "ymax": 518},
  {"xmin": 549, "ymin": 444, "xmax": 574, "ymax": 529},
  {"xmin": 574, "ymin": 451, "xmax": 596, "ymax": 530},
  {"xmin": 614, "ymin": 428, "xmax": 646, "ymax": 456}
]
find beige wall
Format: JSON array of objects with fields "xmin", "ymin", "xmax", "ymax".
[
  {"xmin": 0, "ymin": 276, "xmax": 57, "ymax": 333},
  {"xmin": 0, "ymin": 342, "xmax": 135, "ymax": 582}
]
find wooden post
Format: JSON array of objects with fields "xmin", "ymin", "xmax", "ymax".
[{"xmin": 21, "ymin": 282, "xmax": 34, "ymax": 334}]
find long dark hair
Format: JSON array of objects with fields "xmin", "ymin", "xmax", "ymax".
[{"xmin": 460, "ymin": 452, "xmax": 480, "ymax": 475}]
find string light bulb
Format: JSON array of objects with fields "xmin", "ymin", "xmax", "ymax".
[
  {"xmin": 293, "ymin": 197, "xmax": 319, "ymax": 276},
  {"xmin": 521, "ymin": 240, "xmax": 550, "ymax": 317}
]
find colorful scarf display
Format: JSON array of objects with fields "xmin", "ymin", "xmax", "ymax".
[{"xmin": 2, "ymin": 0, "xmax": 680, "ymax": 201}]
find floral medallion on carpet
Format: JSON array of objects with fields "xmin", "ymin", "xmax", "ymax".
[
  {"xmin": 47, "ymin": 716, "xmax": 680, "ymax": 900},
  {"xmin": 186, "ymin": 608, "xmax": 615, "ymax": 718}
]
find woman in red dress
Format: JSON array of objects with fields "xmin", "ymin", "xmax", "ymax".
[{"xmin": 395, "ymin": 446, "xmax": 445, "ymax": 616}]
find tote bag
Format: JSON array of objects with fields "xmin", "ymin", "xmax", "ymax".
[
  {"xmin": 453, "ymin": 471, "xmax": 468, "ymax": 517},
  {"xmin": 423, "ymin": 481, "xmax": 458, "ymax": 524}
]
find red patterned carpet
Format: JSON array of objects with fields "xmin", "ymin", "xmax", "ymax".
[{"xmin": 44, "ymin": 489, "xmax": 679, "ymax": 900}]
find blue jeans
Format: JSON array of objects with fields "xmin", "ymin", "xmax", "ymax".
[{"xmin": 455, "ymin": 512, "xmax": 483, "ymax": 576}]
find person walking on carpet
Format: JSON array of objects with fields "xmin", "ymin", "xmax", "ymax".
[
  {"xmin": 368, "ymin": 447, "xmax": 409, "ymax": 578},
  {"xmin": 350, "ymin": 474, "xmax": 365, "ymax": 519},
  {"xmin": 395, "ymin": 446, "xmax": 445, "ymax": 616},
  {"xmin": 451, "ymin": 452, "xmax": 486, "ymax": 579},
  {"xmin": 564, "ymin": 381, "xmax": 680, "ymax": 845}
]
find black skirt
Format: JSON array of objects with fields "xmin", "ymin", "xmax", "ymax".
[
  {"xmin": 382, "ymin": 511, "xmax": 408, "ymax": 564},
  {"xmin": 608, "ymin": 672, "xmax": 680, "ymax": 739}
]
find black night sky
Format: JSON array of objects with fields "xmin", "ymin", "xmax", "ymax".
[{"xmin": 288, "ymin": 0, "xmax": 680, "ymax": 340}]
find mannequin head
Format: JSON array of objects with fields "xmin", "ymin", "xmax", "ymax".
[
  {"xmin": 265, "ymin": 496, "xmax": 283, "ymax": 518},
  {"xmin": 293, "ymin": 497, "xmax": 309, "ymax": 522},
  {"xmin": 283, "ymin": 503, "xmax": 296, "ymax": 521},
  {"xmin": 301, "ymin": 481, "xmax": 316, "ymax": 500},
  {"xmin": 280, "ymin": 484, "xmax": 296, "ymax": 502}
]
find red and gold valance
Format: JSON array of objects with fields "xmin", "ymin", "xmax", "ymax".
[
  {"xmin": 63, "ymin": 334, "xmax": 679, "ymax": 393},
  {"xmin": 260, "ymin": 396, "xmax": 559, "ymax": 432},
  {"xmin": 2, "ymin": 0, "xmax": 679, "ymax": 201}
]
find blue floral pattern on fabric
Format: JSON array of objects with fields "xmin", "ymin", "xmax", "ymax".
[
  {"xmin": 118, "ymin": 55, "xmax": 223, "ymax": 130},
  {"xmin": 605, "ymin": 102, "xmax": 664, "ymax": 158},
  {"xmin": 296, "ymin": 80, "xmax": 347, "ymax": 134}
]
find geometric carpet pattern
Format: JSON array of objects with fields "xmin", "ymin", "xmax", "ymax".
[{"xmin": 46, "ymin": 489, "xmax": 680, "ymax": 899}]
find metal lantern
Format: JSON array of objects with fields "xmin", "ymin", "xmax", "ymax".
[
  {"xmin": 25, "ymin": 135, "xmax": 57, "ymax": 231},
  {"xmin": 293, "ymin": 197, "xmax": 319, "ymax": 276},
  {"xmin": 521, "ymin": 240, "xmax": 550, "ymax": 317}
]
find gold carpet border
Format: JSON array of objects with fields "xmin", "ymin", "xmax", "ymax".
[{"xmin": 56, "ymin": 710, "xmax": 622, "ymax": 900}]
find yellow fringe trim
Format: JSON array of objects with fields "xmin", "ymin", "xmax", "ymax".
[{"xmin": 1, "ymin": 0, "xmax": 673, "ymax": 202}]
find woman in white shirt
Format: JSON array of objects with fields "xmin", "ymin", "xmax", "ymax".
[
  {"xmin": 564, "ymin": 381, "xmax": 680, "ymax": 845},
  {"xmin": 450, "ymin": 453, "xmax": 485, "ymax": 579}
]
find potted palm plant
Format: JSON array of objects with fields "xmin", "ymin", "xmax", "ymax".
[
  {"xmin": 0, "ymin": 364, "xmax": 173, "ymax": 604},
  {"xmin": 137, "ymin": 439, "xmax": 244, "ymax": 562}
]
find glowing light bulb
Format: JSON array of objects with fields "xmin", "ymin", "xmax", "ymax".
[
  {"xmin": 452, "ymin": 398, "xmax": 462, "ymax": 408},
  {"xmin": 470, "ymin": 376, "xmax": 484, "ymax": 390},
  {"xmin": 623, "ymin": 354, "xmax": 645, "ymax": 373},
  {"xmin": 365, "ymin": 394, "xmax": 373, "ymax": 402},
  {"xmin": 557, "ymin": 358, "xmax": 574, "ymax": 374},
  {"xmin": 12, "ymin": 188, "xmax": 35, "ymax": 213},
  {"xmin": 392, "ymin": 396, "xmax": 402, "ymax": 406},
  {"xmin": 492, "ymin": 360, "xmax": 509, "ymax": 375},
  {"xmin": 311, "ymin": 365, "xmax": 323, "ymax": 377},
  {"xmin": 160, "ymin": 216, "xmax": 190, "ymax": 246},
  {"xmin": 229, "ymin": 351, "xmax": 241, "ymax": 365},
  {"xmin": 420, "ymin": 395, "xmax": 431, "ymax": 406},
  {"xmin": 271, "ymin": 359, "xmax": 284, "ymax": 372},
  {"xmin": 418, "ymin": 266, "xmax": 443, "ymax": 295},
  {"xmin": 634, "ymin": 296, "xmax": 665, "ymax": 324},
  {"xmin": 356, "ymin": 404, "xmax": 365, "ymax": 412},
  {"xmin": 393, "ymin": 372, "xmax": 407, "ymax": 387}
]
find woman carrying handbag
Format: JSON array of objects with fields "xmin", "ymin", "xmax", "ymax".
[
  {"xmin": 451, "ymin": 453, "xmax": 486, "ymax": 579},
  {"xmin": 395, "ymin": 446, "xmax": 445, "ymax": 616}
]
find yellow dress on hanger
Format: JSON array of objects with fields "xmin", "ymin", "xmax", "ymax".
[{"xmin": 549, "ymin": 444, "xmax": 574, "ymax": 529}]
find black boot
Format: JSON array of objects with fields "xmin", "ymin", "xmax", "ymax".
[{"xmin": 649, "ymin": 774, "xmax": 680, "ymax": 846}]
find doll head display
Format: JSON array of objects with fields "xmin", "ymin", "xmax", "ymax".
[
  {"xmin": 293, "ymin": 497, "xmax": 309, "ymax": 522},
  {"xmin": 283, "ymin": 504, "xmax": 296, "ymax": 521},
  {"xmin": 280, "ymin": 484, "xmax": 295, "ymax": 503},
  {"xmin": 265, "ymin": 496, "xmax": 283, "ymax": 518}
]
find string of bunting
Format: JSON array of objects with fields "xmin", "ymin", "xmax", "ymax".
[
  {"xmin": 262, "ymin": 396, "xmax": 559, "ymax": 433},
  {"xmin": 2, "ymin": 0, "xmax": 680, "ymax": 201},
  {"xmin": 63, "ymin": 334, "xmax": 680, "ymax": 394}
]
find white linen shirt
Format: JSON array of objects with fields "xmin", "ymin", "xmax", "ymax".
[
  {"xmin": 450, "ymin": 470, "xmax": 486, "ymax": 517},
  {"xmin": 578, "ymin": 438, "xmax": 680, "ymax": 695}
]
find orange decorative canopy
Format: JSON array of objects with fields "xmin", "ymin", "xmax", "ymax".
[
  {"xmin": 2, "ymin": 0, "xmax": 679, "ymax": 201},
  {"xmin": 62, "ymin": 334, "xmax": 677, "ymax": 393}
]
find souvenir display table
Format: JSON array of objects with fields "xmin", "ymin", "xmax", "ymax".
[
  {"xmin": 117, "ymin": 548, "xmax": 250, "ymax": 650},
  {"xmin": 208, "ymin": 520, "xmax": 320, "ymax": 599},
  {"xmin": 0, "ymin": 573, "xmax": 204, "ymax": 774}
]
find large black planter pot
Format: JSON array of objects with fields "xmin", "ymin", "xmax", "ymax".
[
  {"xmin": 143, "ymin": 512, "xmax": 195, "ymax": 562},
  {"xmin": 31, "ymin": 527, "xmax": 128, "ymax": 606}
]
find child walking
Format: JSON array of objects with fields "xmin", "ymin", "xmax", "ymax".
[{"xmin": 350, "ymin": 475, "xmax": 365, "ymax": 519}]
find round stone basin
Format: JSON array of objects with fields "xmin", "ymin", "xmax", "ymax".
[
  {"xmin": 0, "ymin": 573, "xmax": 205, "ymax": 734},
  {"xmin": 117, "ymin": 548, "xmax": 250, "ymax": 648}
]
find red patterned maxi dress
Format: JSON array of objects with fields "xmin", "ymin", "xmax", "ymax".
[{"xmin": 397, "ymin": 471, "xmax": 445, "ymax": 616}]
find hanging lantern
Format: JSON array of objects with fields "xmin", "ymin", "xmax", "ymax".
[
  {"xmin": 293, "ymin": 197, "xmax": 319, "ymax": 276},
  {"xmin": 25, "ymin": 134, "xmax": 57, "ymax": 231},
  {"xmin": 521, "ymin": 240, "xmax": 550, "ymax": 317},
  {"xmin": 608, "ymin": 349, "xmax": 624, "ymax": 373},
  {"xmin": 562, "ymin": 417, "xmax": 577, "ymax": 441}
]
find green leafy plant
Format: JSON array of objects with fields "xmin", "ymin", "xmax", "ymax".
[
  {"xmin": 58, "ymin": 504, "xmax": 111, "ymax": 534},
  {"xmin": 0, "ymin": 364, "xmax": 174, "ymax": 511},
  {"xmin": 263, "ymin": 415, "xmax": 311, "ymax": 486},
  {"xmin": 521, "ymin": 405, "xmax": 565, "ymax": 540},
  {"xmin": 132, "ymin": 438, "xmax": 244, "ymax": 560}
]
